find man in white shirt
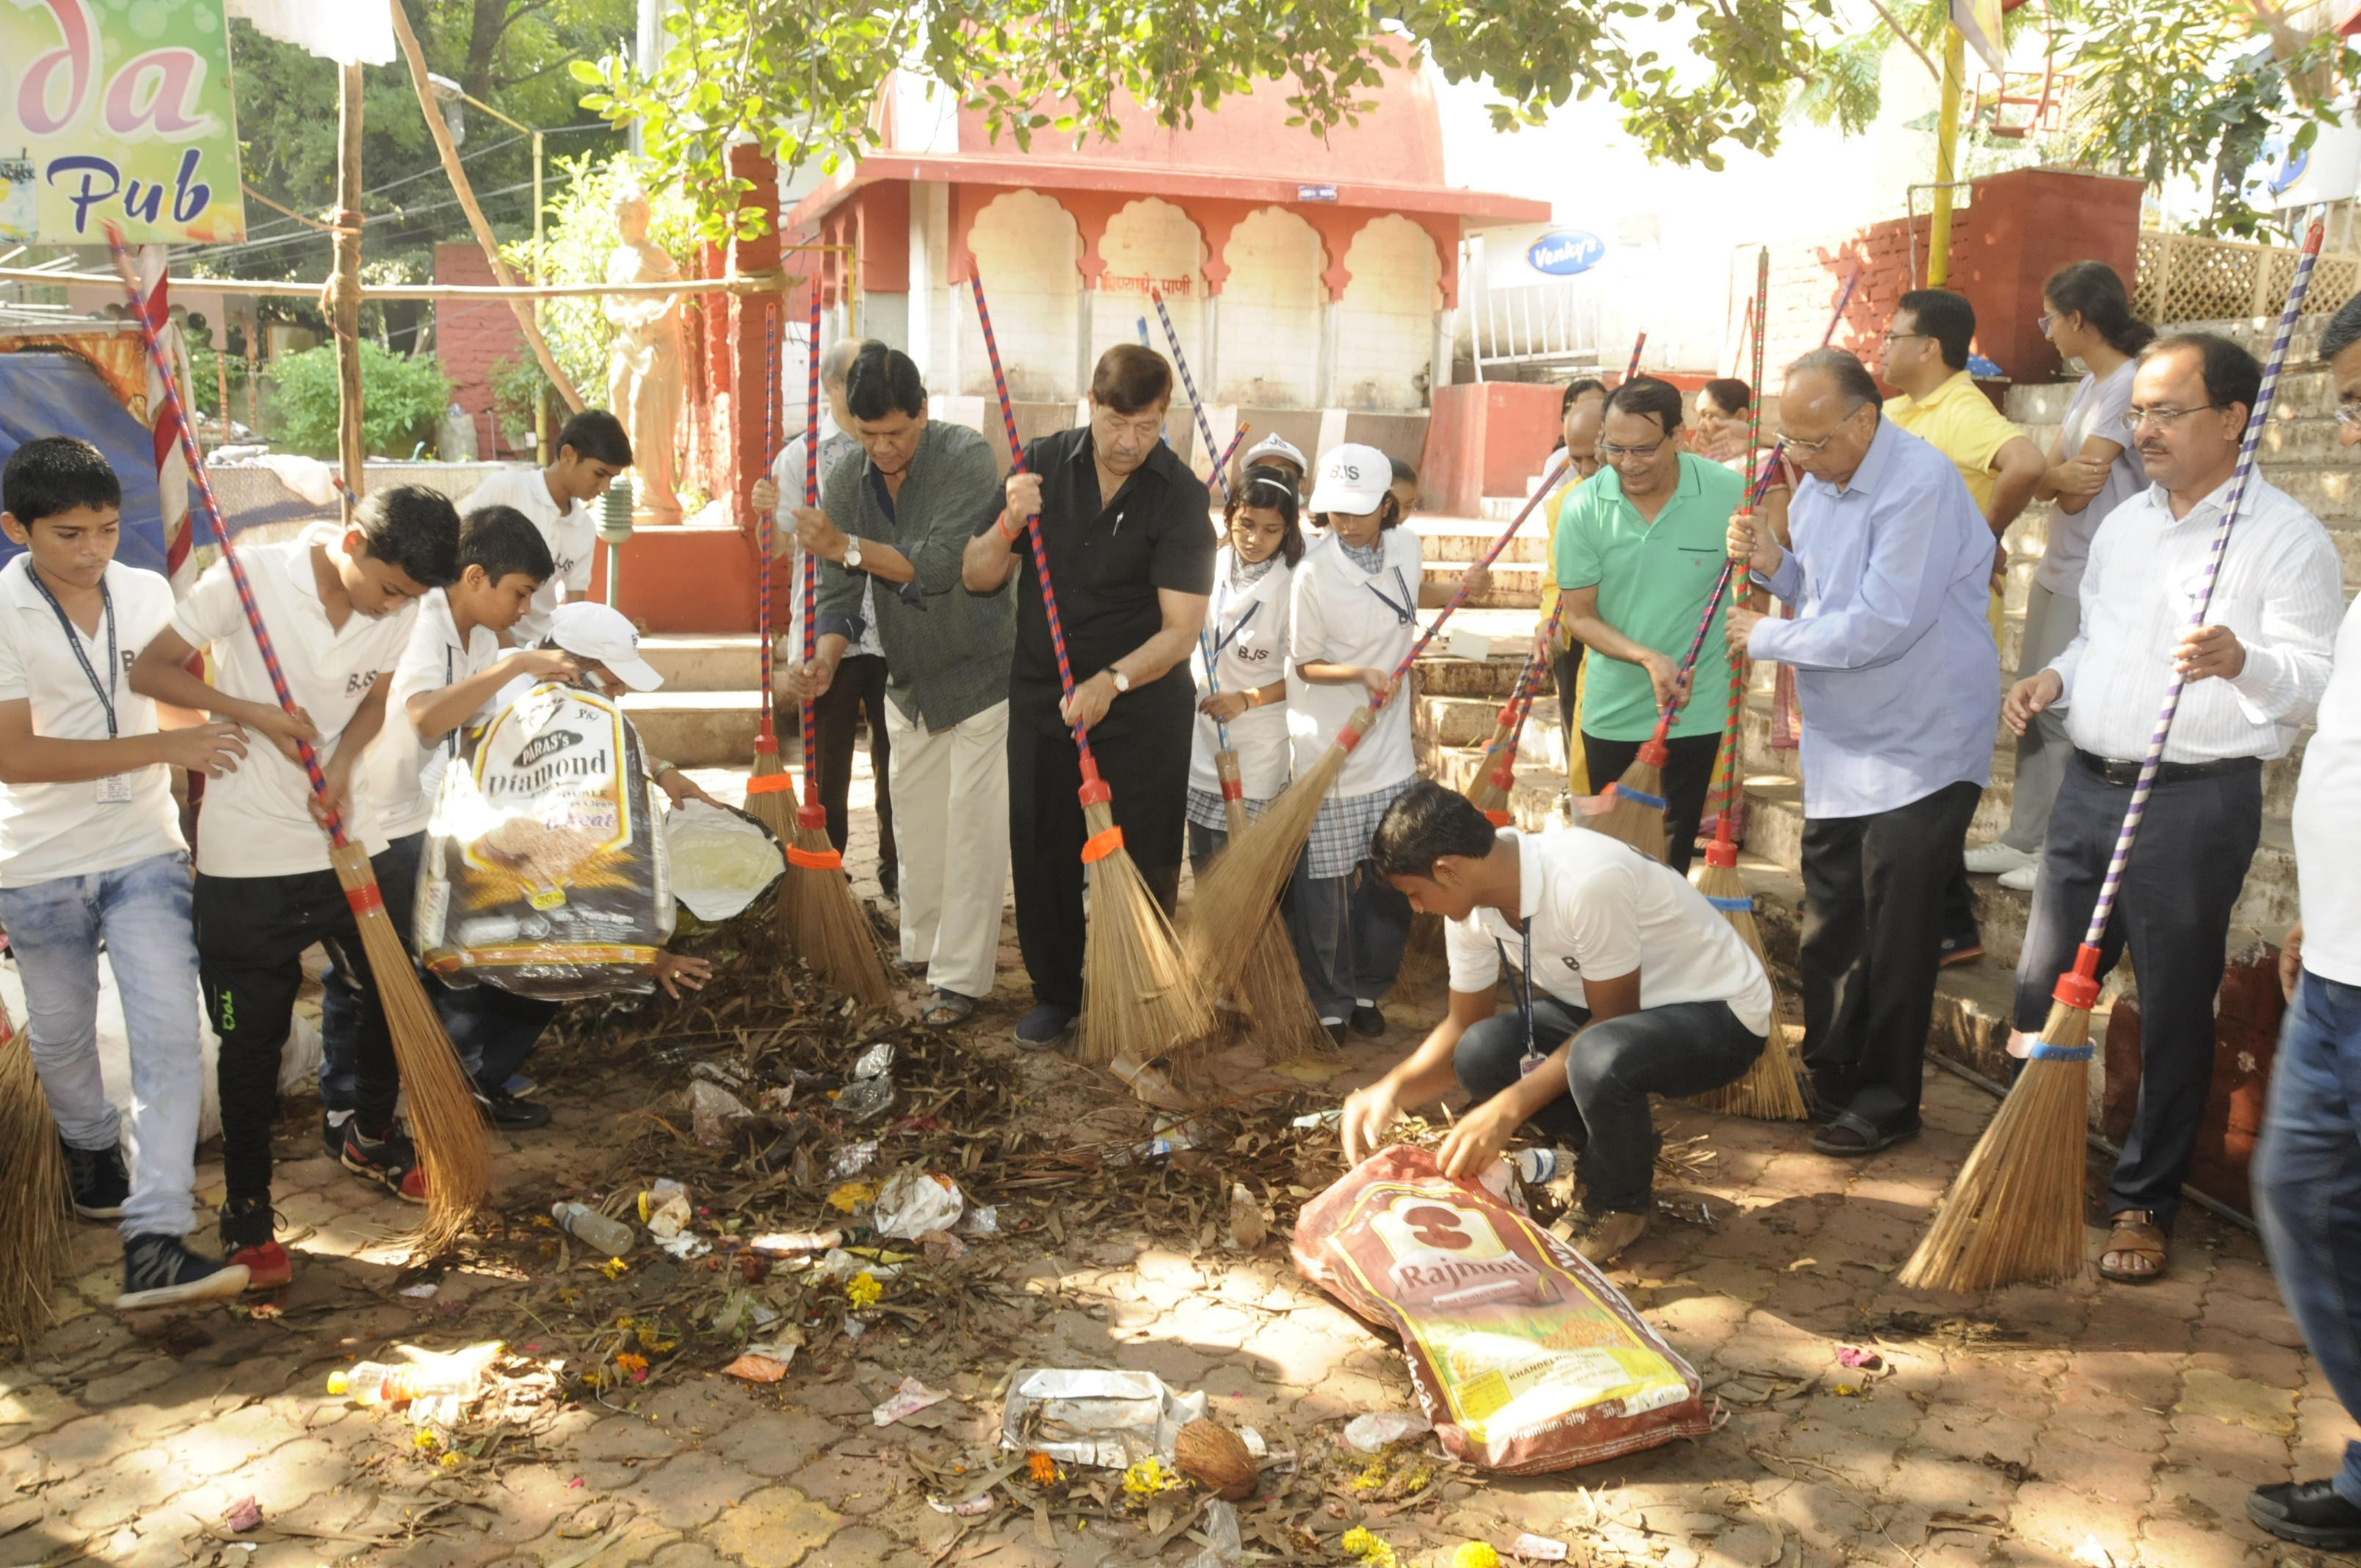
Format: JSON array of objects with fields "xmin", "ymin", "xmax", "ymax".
[
  {"xmin": 2006, "ymin": 332, "xmax": 2340, "ymax": 1285},
  {"xmin": 456, "ymin": 408, "xmax": 632, "ymax": 645},
  {"xmin": 2244, "ymin": 294, "xmax": 2361, "ymax": 1553},
  {"xmin": 1338, "ymin": 781, "xmax": 1771, "ymax": 1263}
]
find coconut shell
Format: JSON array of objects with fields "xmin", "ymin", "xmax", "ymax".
[{"xmin": 1174, "ymin": 1418, "xmax": 1257, "ymax": 1500}]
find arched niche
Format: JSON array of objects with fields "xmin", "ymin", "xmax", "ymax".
[
  {"xmin": 1090, "ymin": 198, "xmax": 1206, "ymax": 387},
  {"xmin": 960, "ymin": 189, "xmax": 1081, "ymax": 402},
  {"xmin": 1333, "ymin": 214, "xmax": 1440, "ymax": 412},
  {"xmin": 1216, "ymin": 207, "xmax": 1324, "ymax": 408}
]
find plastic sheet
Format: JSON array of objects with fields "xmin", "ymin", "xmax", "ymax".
[
  {"xmin": 872, "ymin": 1167, "xmax": 964, "ymax": 1241},
  {"xmin": 999, "ymin": 1369, "xmax": 1208, "ymax": 1468},
  {"xmin": 664, "ymin": 800, "xmax": 786, "ymax": 921}
]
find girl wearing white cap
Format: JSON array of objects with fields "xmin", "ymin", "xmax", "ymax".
[
  {"xmin": 1187, "ymin": 466, "xmax": 1305, "ymax": 872},
  {"xmin": 1288, "ymin": 443, "xmax": 1486, "ymax": 1040}
]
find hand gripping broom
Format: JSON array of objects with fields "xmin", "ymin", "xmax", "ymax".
[
  {"xmin": 1188, "ymin": 457, "xmax": 1573, "ymax": 1002},
  {"xmin": 109, "ymin": 229, "xmax": 487, "ymax": 1252},
  {"xmin": 1589, "ymin": 550, "xmax": 1733, "ymax": 860},
  {"xmin": 743, "ymin": 302, "xmax": 799, "ymax": 868},
  {"xmin": 971, "ymin": 272, "xmax": 1216, "ymax": 1091},
  {"xmin": 0, "ymin": 992, "xmax": 70, "ymax": 1357},
  {"xmin": 780, "ymin": 284, "xmax": 893, "ymax": 1006},
  {"xmin": 1900, "ymin": 215, "xmax": 2327, "ymax": 1293}
]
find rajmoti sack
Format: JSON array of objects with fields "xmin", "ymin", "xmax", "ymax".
[
  {"xmin": 1292, "ymin": 1146, "xmax": 1712, "ymax": 1473},
  {"xmin": 416, "ymin": 680, "xmax": 672, "ymax": 998}
]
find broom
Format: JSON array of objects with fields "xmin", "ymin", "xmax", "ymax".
[
  {"xmin": 1188, "ymin": 456, "xmax": 1573, "ymax": 1001},
  {"xmin": 109, "ymin": 229, "xmax": 486, "ymax": 1254},
  {"xmin": 780, "ymin": 285, "xmax": 893, "ymax": 1006},
  {"xmin": 971, "ymin": 272, "xmax": 1216, "ymax": 1088},
  {"xmin": 744, "ymin": 302, "xmax": 798, "ymax": 868},
  {"xmin": 1588, "ymin": 553, "xmax": 1733, "ymax": 861},
  {"xmin": 0, "ymin": 993, "xmax": 70, "ymax": 1357},
  {"xmin": 1900, "ymin": 214, "xmax": 2326, "ymax": 1293}
]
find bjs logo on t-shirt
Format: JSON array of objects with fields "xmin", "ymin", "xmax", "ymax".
[{"xmin": 344, "ymin": 670, "xmax": 381, "ymax": 697}]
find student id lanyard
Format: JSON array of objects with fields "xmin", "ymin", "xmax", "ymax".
[
  {"xmin": 28, "ymin": 571, "xmax": 128, "ymax": 804},
  {"xmin": 1365, "ymin": 566, "xmax": 1415, "ymax": 627},
  {"xmin": 1206, "ymin": 582, "xmax": 1259, "ymax": 665},
  {"xmin": 1495, "ymin": 918, "xmax": 1541, "ymax": 1075}
]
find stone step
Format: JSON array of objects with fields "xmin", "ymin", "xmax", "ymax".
[
  {"xmin": 617, "ymin": 690, "xmax": 766, "ymax": 769},
  {"xmin": 639, "ymin": 634, "xmax": 763, "ymax": 692},
  {"xmin": 1408, "ymin": 515, "xmax": 1553, "ymax": 565}
]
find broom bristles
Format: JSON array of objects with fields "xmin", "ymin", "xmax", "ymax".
[
  {"xmin": 785, "ymin": 823, "xmax": 893, "ymax": 1006},
  {"xmin": 1083, "ymin": 799, "xmax": 1216, "ymax": 1084},
  {"xmin": 0, "ymin": 1000, "xmax": 70, "ymax": 1358},
  {"xmin": 331, "ymin": 841, "xmax": 487, "ymax": 1257},
  {"xmin": 1236, "ymin": 904, "xmax": 1338, "ymax": 1064},
  {"xmin": 1187, "ymin": 738, "xmax": 1353, "ymax": 997},
  {"xmin": 1896, "ymin": 1000, "xmax": 2092, "ymax": 1292},
  {"xmin": 1588, "ymin": 766, "xmax": 1668, "ymax": 863},
  {"xmin": 1683, "ymin": 859, "xmax": 1807, "ymax": 1120},
  {"xmin": 1396, "ymin": 910, "xmax": 1449, "ymax": 989}
]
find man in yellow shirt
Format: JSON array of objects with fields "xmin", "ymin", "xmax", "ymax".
[
  {"xmin": 1881, "ymin": 288, "xmax": 2046, "ymax": 966},
  {"xmin": 1536, "ymin": 379, "xmax": 1606, "ymax": 754}
]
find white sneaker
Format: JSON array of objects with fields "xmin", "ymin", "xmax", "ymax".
[
  {"xmin": 1998, "ymin": 865, "xmax": 2038, "ymax": 892},
  {"xmin": 1963, "ymin": 841, "xmax": 2036, "ymax": 875}
]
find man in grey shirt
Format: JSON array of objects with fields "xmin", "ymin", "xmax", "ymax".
[{"xmin": 786, "ymin": 344, "xmax": 1014, "ymax": 1026}]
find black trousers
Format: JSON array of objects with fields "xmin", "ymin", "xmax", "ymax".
[
  {"xmin": 2014, "ymin": 756, "xmax": 2261, "ymax": 1230},
  {"xmin": 1552, "ymin": 645, "xmax": 1584, "ymax": 744},
  {"xmin": 1008, "ymin": 682, "xmax": 1190, "ymax": 1013},
  {"xmin": 794, "ymin": 652, "xmax": 896, "ymax": 887},
  {"xmin": 1581, "ymin": 730, "xmax": 1722, "ymax": 876},
  {"xmin": 197, "ymin": 849, "xmax": 413, "ymax": 1204},
  {"xmin": 1797, "ymin": 780, "xmax": 1981, "ymax": 1134}
]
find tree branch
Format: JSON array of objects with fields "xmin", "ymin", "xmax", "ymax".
[{"xmin": 1860, "ymin": 0, "xmax": 1943, "ymax": 81}]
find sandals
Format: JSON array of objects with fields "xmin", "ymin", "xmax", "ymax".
[
  {"xmin": 919, "ymin": 989, "xmax": 976, "ymax": 1028},
  {"xmin": 1809, "ymin": 1109, "xmax": 1920, "ymax": 1157},
  {"xmin": 2100, "ymin": 1209, "xmax": 2168, "ymax": 1283}
]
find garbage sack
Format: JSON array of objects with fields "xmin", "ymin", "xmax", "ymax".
[
  {"xmin": 872, "ymin": 1166, "xmax": 964, "ymax": 1241},
  {"xmin": 1294, "ymin": 1145, "xmax": 1711, "ymax": 1473},
  {"xmin": 1001, "ymin": 1368, "xmax": 1208, "ymax": 1468},
  {"xmin": 664, "ymin": 800, "xmax": 785, "ymax": 921}
]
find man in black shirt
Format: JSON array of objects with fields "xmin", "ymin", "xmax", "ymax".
[{"xmin": 963, "ymin": 344, "xmax": 1216, "ymax": 1045}]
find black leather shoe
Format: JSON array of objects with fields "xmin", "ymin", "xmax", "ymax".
[
  {"xmin": 2249, "ymin": 1480, "xmax": 2361, "ymax": 1549},
  {"xmin": 1349, "ymin": 1004, "xmax": 1388, "ymax": 1039},
  {"xmin": 474, "ymin": 1082, "xmax": 553, "ymax": 1130}
]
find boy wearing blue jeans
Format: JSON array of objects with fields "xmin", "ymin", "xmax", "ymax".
[{"xmin": 0, "ymin": 438, "xmax": 250, "ymax": 1307}]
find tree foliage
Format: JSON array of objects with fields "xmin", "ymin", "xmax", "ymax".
[{"xmin": 268, "ymin": 343, "xmax": 452, "ymax": 459}]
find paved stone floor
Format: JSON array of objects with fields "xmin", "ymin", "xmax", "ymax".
[{"xmin": 6, "ymin": 764, "xmax": 2355, "ymax": 1568}]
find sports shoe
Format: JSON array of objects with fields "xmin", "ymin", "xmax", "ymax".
[
  {"xmin": 341, "ymin": 1123, "xmax": 429, "ymax": 1204},
  {"xmin": 1998, "ymin": 865, "xmax": 2037, "ymax": 893},
  {"xmin": 1349, "ymin": 1003, "xmax": 1388, "ymax": 1039},
  {"xmin": 2249, "ymin": 1480, "xmax": 2361, "ymax": 1550},
  {"xmin": 1557, "ymin": 1209, "xmax": 1650, "ymax": 1265},
  {"xmin": 64, "ymin": 1139, "xmax": 129, "ymax": 1219},
  {"xmin": 218, "ymin": 1197, "xmax": 293, "ymax": 1291},
  {"xmin": 1014, "ymin": 1003, "xmax": 1075, "ymax": 1049},
  {"xmin": 474, "ymin": 1081, "xmax": 552, "ymax": 1131},
  {"xmin": 117, "ymin": 1235, "xmax": 250, "ymax": 1311},
  {"xmin": 1938, "ymin": 933, "xmax": 1985, "ymax": 967},
  {"xmin": 1962, "ymin": 841, "xmax": 2036, "ymax": 876},
  {"xmin": 322, "ymin": 1108, "xmax": 354, "ymax": 1158}
]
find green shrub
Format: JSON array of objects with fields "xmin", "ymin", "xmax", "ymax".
[{"xmin": 266, "ymin": 342, "xmax": 452, "ymax": 460}]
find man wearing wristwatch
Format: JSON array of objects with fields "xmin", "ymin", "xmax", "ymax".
[
  {"xmin": 962, "ymin": 344, "xmax": 1215, "ymax": 1048},
  {"xmin": 789, "ymin": 344, "xmax": 1013, "ymax": 1029}
]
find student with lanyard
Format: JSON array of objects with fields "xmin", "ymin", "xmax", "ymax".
[
  {"xmin": 1340, "ymin": 781, "xmax": 1772, "ymax": 1263},
  {"xmin": 1185, "ymin": 465, "xmax": 1304, "ymax": 871},
  {"xmin": 1285, "ymin": 445, "xmax": 1487, "ymax": 1043}
]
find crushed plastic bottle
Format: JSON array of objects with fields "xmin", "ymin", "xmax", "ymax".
[
  {"xmin": 551, "ymin": 1201, "xmax": 636, "ymax": 1257},
  {"xmin": 327, "ymin": 1342, "xmax": 501, "ymax": 1406},
  {"xmin": 1512, "ymin": 1148, "xmax": 1570, "ymax": 1184}
]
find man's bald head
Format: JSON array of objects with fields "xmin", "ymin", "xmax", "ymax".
[{"xmin": 1778, "ymin": 349, "xmax": 1882, "ymax": 486}]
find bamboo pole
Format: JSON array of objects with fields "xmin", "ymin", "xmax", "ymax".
[
  {"xmin": 1928, "ymin": 27, "xmax": 1965, "ymax": 288},
  {"xmin": 3, "ymin": 266, "xmax": 799, "ymax": 301},
  {"xmin": 387, "ymin": 0, "xmax": 585, "ymax": 413},
  {"xmin": 333, "ymin": 64, "xmax": 366, "ymax": 504}
]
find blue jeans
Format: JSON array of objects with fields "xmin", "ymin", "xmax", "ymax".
[
  {"xmin": 2255, "ymin": 969, "xmax": 2361, "ymax": 1508},
  {"xmin": 0, "ymin": 852, "xmax": 205, "ymax": 1238},
  {"xmin": 1454, "ymin": 993, "xmax": 1765, "ymax": 1213}
]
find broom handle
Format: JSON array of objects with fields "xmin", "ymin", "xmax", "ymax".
[
  {"xmin": 1625, "ymin": 333, "xmax": 1645, "ymax": 381},
  {"xmin": 970, "ymin": 271, "xmax": 1105, "ymax": 777},
  {"xmin": 797, "ymin": 281, "xmax": 825, "ymax": 822},
  {"xmin": 106, "ymin": 226, "xmax": 349, "ymax": 850},
  {"xmin": 1150, "ymin": 288, "xmax": 1230, "ymax": 504},
  {"xmin": 1213, "ymin": 423, "xmax": 1251, "ymax": 492},
  {"xmin": 1481, "ymin": 612, "xmax": 1562, "ymax": 788},
  {"xmin": 1379, "ymin": 455, "xmax": 1573, "ymax": 702},
  {"xmin": 1711, "ymin": 649, "xmax": 1749, "ymax": 842},
  {"xmin": 2056, "ymin": 213, "xmax": 2324, "ymax": 1008},
  {"xmin": 1822, "ymin": 269, "xmax": 1860, "ymax": 349},
  {"xmin": 1745, "ymin": 247, "xmax": 1769, "ymax": 483},
  {"xmin": 755, "ymin": 302, "xmax": 780, "ymax": 748}
]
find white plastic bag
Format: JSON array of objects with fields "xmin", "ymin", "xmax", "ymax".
[{"xmin": 872, "ymin": 1166, "xmax": 964, "ymax": 1241}]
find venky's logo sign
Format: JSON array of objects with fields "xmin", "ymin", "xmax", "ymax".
[
  {"xmin": 1525, "ymin": 230, "xmax": 1605, "ymax": 277},
  {"xmin": 0, "ymin": 0, "xmax": 245, "ymax": 244}
]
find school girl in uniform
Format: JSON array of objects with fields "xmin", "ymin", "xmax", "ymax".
[{"xmin": 1186, "ymin": 465, "xmax": 1305, "ymax": 871}]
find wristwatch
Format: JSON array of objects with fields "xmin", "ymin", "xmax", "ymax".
[
  {"xmin": 842, "ymin": 536, "xmax": 865, "ymax": 570},
  {"xmin": 1106, "ymin": 667, "xmax": 1131, "ymax": 694}
]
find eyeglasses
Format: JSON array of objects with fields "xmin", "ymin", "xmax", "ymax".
[
  {"xmin": 1596, "ymin": 436, "xmax": 1669, "ymax": 460},
  {"xmin": 2037, "ymin": 311, "xmax": 2061, "ymax": 334},
  {"xmin": 1881, "ymin": 330, "xmax": 1927, "ymax": 344},
  {"xmin": 2336, "ymin": 403, "xmax": 2361, "ymax": 429},
  {"xmin": 2117, "ymin": 404, "xmax": 2226, "ymax": 434}
]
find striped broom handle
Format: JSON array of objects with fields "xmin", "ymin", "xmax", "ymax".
[
  {"xmin": 1377, "ymin": 457, "xmax": 1573, "ymax": 706},
  {"xmin": 2050, "ymin": 212, "xmax": 2326, "ymax": 1014},
  {"xmin": 1150, "ymin": 288, "xmax": 1230, "ymax": 504},
  {"xmin": 1477, "ymin": 606, "xmax": 1564, "ymax": 791},
  {"xmin": 755, "ymin": 303, "xmax": 779, "ymax": 748},
  {"xmin": 1625, "ymin": 333, "xmax": 1646, "ymax": 380},
  {"xmin": 1746, "ymin": 247, "xmax": 1769, "ymax": 482},
  {"xmin": 796, "ymin": 282, "xmax": 826, "ymax": 827},
  {"xmin": 1711, "ymin": 249, "xmax": 1771, "ymax": 850},
  {"xmin": 1213, "ymin": 423, "xmax": 1251, "ymax": 490},
  {"xmin": 1821, "ymin": 270, "xmax": 1860, "ymax": 349},
  {"xmin": 106, "ymin": 227, "xmax": 349, "ymax": 849}
]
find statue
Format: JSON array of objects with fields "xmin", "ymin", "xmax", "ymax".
[{"xmin": 604, "ymin": 187, "xmax": 685, "ymax": 524}]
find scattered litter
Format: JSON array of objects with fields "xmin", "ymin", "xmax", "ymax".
[
  {"xmin": 835, "ymin": 1074, "xmax": 896, "ymax": 1121},
  {"xmin": 873, "ymin": 1375, "xmax": 952, "ymax": 1426},
  {"xmin": 1511, "ymin": 1535, "xmax": 1569, "ymax": 1561},
  {"xmin": 1510, "ymin": 1147, "xmax": 1566, "ymax": 1184},
  {"xmin": 326, "ymin": 1341, "xmax": 502, "ymax": 1415},
  {"xmin": 653, "ymin": 1231, "xmax": 711, "ymax": 1260},
  {"xmin": 873, "ymin": 1166, "xmax": 965, "ymax": 1241},
  {"xmin": 1343, "ymin": 1412, "xmax": 1432, "ymax": 1453},
  {"xmin": 1291, "ymin": 1108, "xmax": 1343, "ymax": 1130},
  {"xmin": 1110, "ymin": 1122, "xmax": 1200, "ymax": 1166},
  {"xmin": 851, "ymin": 1040, "xmax": 895, "ymax": 1079},
  {"xmin": 825, "ymin": 1181, "xmax": 877, "ymax": 1215},
  {"xmin": 398, "ymin": 1282, "xmax": 439, "ymax": 1299},
  {"xmin": 664, "ymin": 799, "xmax": 786, "ymax": 920},
  {"xmin": 1183, "ymin": 1498, "xmax": 1244, "ymax": 1567},
  {"xmin": 955, "ymin": 1205, "xmax": 1000, "ymax": 1237},
  {"xmin": 748, "ymin": 1229, "xmax": 843, "ymax": 1254},
  {"xmin": 1836, "ymin": 1346, "xmax": 1883, "ymax": 1370},
  {"xmin": 929, "ymin": 1492, "xmax": 995, "ymax": 1517},
  {"xmin": 723, "ymin": 1354, "xmax": 791, "ymax": 1384},
  {"xmin": 1175, "ymin": 1418, "xmax": 1258, "ymax": 1498},
  {"xmin": 639, "ymin": 1179, "xmax": 692, "ymax": 1238},
  {"xmin": 1238, "ymin": 1426, "xmax": 1267, "ymax": 1458},
  {"xmin": 819, "ymin": 1249, "xmax": 900, "ymax": 1283},
  {"xmin": 829, "ymin": 1140, "xmax": 880, "ymax": 1177},
  {"xmin": 689, "ymin": 1080, "xmax": 755, "ymax": 1146},
  {"xmin": 551, "ymin": 1202, "xmax": 635, "ymax": 1257},
  {"xmin": 689, "ymin": 1061, "xmax": 747, "ymax": 1089},
  {"xmin": 222, "ymin": 1498, "xmax": 263, "ymax": 1534},
  {"xmin": 1001, "ymin": 1368, "xmax": 1208, "ymax": 1467}
]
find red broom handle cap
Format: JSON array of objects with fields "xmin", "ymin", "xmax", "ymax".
[
  {"xmin": 796, "ymin": 803, "xmax": 827, "ymax": 831},
  {"xmin": 1639, "ymin": 738, "xmax": 1669, "ymax": 768},
  {"xmin": 1078, "ymin": 777, "xmax": 1112, "ymax": 807},
  {"xmin": 2052, "ymin": 944, "xmax": 2104, "ymax": 1010},
  {"xmin": 1703, "ymin": 839, "xmax": 1738, "ymax": 870}
]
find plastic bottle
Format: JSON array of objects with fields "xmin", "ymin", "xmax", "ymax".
[
  {"xmin": 327, "ymin": 1357, "xmax": 484, "ymax": 1405},
  {"xmin": 551, "ymin": 1201, "xmax": 637, "ymax": 1256},
  {"xmin": 1512, "ymin": 1148, "xmax": 1564, "ymax": 1184}
]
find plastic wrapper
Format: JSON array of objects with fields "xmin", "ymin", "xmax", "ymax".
[
  {"xmin": 1000, "ymin": 1369, "xmax": 1208, "ymax": 1468},
  {"xmin": 416, "ymin": 680, "xmax": 673, "ymax": 998},
  {"xmin": 664, "ymin": 799, "xmax": 786, "ymax": 921},
  {"xmin": 689, "ymin": 1081, "xmax": 753, "ymax": 1147},
  {"xmin": 1293, "ymin": 1146, "xmax": 1712, "ymax": 1473},
  {"xmin": 873, "ymin": 1376, "xmax": 952, "ymax": 1426},
  {"xmin": 640, "ymin": 1179, "xmax": 692, "ymax": 1238},
  {"xmin": 835, "ymin": 1075, "xmax": 895, "ymax": 1122},
  {"xmin": 1344, "ymin": 1412, "xmax": 1432, "ymax": 1452},
  {"xmin": 1184, "ymin": 1500, "xmax": 1244, "ymax": 1567},
  {"xmin": 850, "ymin": 1041, "xmax": 895, "ymax": 1079},
  {"xmin": 873, "ymin": 1167, "xmax": 964, "ymax": 1241}
]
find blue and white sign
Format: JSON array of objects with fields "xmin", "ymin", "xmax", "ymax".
[{"xmin": 1525, "ymin": 229, "xmax": 1606, "ymax": 277}]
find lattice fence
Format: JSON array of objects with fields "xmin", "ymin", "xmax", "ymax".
[{"xmin": 2136, "ymin": 230, "xmax": 2361, "ymax": 326}]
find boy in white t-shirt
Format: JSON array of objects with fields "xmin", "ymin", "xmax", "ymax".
[
  {"xmin": 0, "ymin": 438, "xmax": 250, "ymax": 1308},
  {"xmin": 1338, "ymin": 781, "xmax": 1772, "ymax": 1265},
  {"xmin": 324, "ymin": 506, "xmax": 565, "ymax": 1146},
  {"xmin": 455, "ymin": 409, "xmax": 631, "ymax": 646},
  {"xmin": 130, "ymin": 487, "xmax": 460, "ymax": 1291}
]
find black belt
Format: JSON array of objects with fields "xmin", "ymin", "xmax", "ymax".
[{"xmin": 2074, "ymin": 749, "xmax": 2261, "ymax": 788}]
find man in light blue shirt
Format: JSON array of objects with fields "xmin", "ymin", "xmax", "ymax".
[{"xmin": 1724, "ymin": 348, "xmax": 1997, "ymax": 1154}]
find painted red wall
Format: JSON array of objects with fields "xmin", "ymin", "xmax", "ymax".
[
  {"xmin": 1421, "ymin": 382, "xmax": 1566, "ymax": 518},
  {"xmin": 432, "ymin": 243, "xmax": 529, "ymax": 460}
]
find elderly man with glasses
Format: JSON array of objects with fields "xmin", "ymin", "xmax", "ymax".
[
  {"xmin": 2003, "ymin": 331, "xmax": 2340, "ymax": 1285},
  {"xmin": 1724, "ymin": 348, "xmax": 1998, "ymax": 1154},
  {"xmin": 1553, "ymin": 375, "xmax": 1743, "ymax": 874}
]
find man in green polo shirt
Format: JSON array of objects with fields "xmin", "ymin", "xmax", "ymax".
[{"xmin": 1555, "ymin": 376, "xmax": 1743, "ymax": 875}]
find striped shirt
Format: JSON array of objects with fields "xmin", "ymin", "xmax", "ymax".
[{"xmin": 2048, "ymin": 473, "xmax": 2341, "ymax": 763}]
